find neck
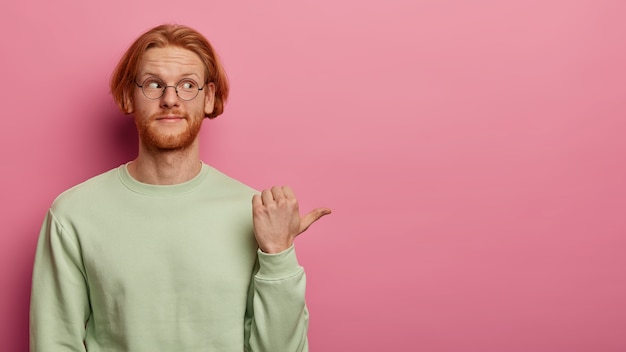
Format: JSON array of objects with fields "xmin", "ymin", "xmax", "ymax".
[{"xmin": 128, "ymin": 139, "xmax": 202, "ymax": 185}]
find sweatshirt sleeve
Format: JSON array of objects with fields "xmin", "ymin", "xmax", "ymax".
[
  {"xmin": 30, "ymin": 210, "xmax": 90, "ymax": 352},
  {"xmin": 244, "ymin": 245, "xmax": 309, "ymax": 352}
]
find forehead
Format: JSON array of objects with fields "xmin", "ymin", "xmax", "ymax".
[{"xmin": 137, "ymin": 46, "xmax": 205, "ymax": 78}]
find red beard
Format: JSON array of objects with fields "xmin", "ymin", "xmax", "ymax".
[{"xmin": 135, "ymin": 111, "xmax": 204, "ymax": 151}]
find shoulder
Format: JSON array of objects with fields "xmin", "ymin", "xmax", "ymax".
[
  {"xmin": 203, "ymin": 164, "xmax": 258, "ymax": 198},
  {"xmin": 51, "ymin": 166, "xmax": 122, "ymax": 214}
]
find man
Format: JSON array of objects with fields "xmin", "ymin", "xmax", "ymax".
[{"xmin": 30, "ymin": 24, "xmax": 330, "ymax": 352}]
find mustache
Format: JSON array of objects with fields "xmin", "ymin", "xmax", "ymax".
[{"xmin": 149, "ymin": 110, "xmax": 189, "ymax": 119}]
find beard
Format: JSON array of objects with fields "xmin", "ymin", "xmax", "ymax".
[{"xmin": 135, "ymin": 111, "xmax": 204, "ymax": 151}]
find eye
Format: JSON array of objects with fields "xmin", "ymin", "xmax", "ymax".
[
  {"xmin": 144, "ymin": 78, "xmax": 163, "ymax": 89},
  {"xmin": 178, "ymin": 79, "xmax": 198, "ymax": 90}
]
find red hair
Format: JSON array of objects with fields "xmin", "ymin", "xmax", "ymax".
[{"xmin": 110, "ymin": 24, "xmax": 229, "ymax": 119}]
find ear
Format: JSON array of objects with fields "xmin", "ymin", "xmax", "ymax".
[
  {"xmin": 204, "ymin": 82, "xmax": 216, "ymax": 117},
  {"xmin": 123, "ymin": 91, "xmax": 134, "ymax": 114}
]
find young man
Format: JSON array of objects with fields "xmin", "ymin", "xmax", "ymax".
[{"xmin": 30, "ymin": 24, "xmax": 330, "ymax": 352}]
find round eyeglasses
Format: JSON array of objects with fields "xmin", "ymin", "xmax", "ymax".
[{"xmin": 135, "ymin": 77, "xmax": 205, "ymax": 101}]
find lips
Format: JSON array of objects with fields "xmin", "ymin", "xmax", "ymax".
[{"xmin": 154, "ymin": 115, "xmax": 188, "ymax": 124}]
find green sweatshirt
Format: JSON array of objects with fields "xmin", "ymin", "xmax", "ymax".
[{"xmin": 30, "ymin": 163, "xmax": 309, "ymax": 351}]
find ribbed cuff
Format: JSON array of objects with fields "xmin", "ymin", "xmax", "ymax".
[{"xmin": 256, "ymin": 245, "xmax": 302, "ymax": 280}]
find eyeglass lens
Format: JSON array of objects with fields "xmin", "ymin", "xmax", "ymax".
[{"xmin": 140, "ymin": 77, "xmax": 202, "ymax": 101}]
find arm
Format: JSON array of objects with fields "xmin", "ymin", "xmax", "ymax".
[
  {"xmin": 245, "ymin": 186, "xmax": 330, "ymax": 351},
  {"xmin": 245, "ymin": 246, "xmax": 309, "ymax": 352},
  {"xmin": 30, "ymin": 211, "xmax": 90, "ymax": 352}
]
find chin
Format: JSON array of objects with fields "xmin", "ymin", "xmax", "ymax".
[
  {"xmin": 150, "ymin": 133, "xmax": 197, "ymax": 151},
  {"xmin": 139, "ymin": 121, "xmax": 203, "ymax": 151}
]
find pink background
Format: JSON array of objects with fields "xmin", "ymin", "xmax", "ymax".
[{"xmin": 1, "ymin": 0, "xmax": 625, "ymax": 350}]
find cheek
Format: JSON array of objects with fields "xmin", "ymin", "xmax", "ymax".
[
  {"xmin": 132, "ymin": 96, "xmax": 156, "ymax": 119},
  {"xmin": 188, "ymin": 101, "xmax": 208, "ymax": 119}
]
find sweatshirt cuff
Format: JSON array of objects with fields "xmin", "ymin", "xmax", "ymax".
[{"xmin": 256, "ymin": 245, "xmax": 302, "ymax": 280}]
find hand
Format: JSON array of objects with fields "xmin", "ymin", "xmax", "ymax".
[{"xmin": 252, "ymin": 186, "xmax": 331, "ymax": 254}]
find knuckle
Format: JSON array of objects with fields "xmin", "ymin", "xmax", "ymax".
[{"xmin": 253, "ymin": 202, "xmax": 269, "ymax": 211}]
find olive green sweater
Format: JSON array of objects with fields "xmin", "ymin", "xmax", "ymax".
[{"xmin": 30, "ymin": 164, "xmax": 308, "ymax": 351}]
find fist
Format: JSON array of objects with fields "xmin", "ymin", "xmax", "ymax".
[{"xmin": 252, "ymin": 186, "xmax": 331, "ymax": 254}]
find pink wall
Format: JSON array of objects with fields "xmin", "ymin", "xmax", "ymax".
[{"xmin": 1, "ymin": 0, "xmax": 625, "ymax": 350}]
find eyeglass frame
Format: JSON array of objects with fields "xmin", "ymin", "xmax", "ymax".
[{"xmin": 134, "ymin": 76, "xmax": 207, "ymax": 101}]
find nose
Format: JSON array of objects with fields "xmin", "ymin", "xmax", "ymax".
[{"xmin": 160, "ymin": 86, "xmax": 180, "ymax": 108}]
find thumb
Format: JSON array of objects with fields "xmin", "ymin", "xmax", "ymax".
[{"xmin": 298, "ymin": 207, "xmax": 332, "ymax": 235}]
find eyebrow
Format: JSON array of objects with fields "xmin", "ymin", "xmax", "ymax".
[{"xmin": 138, "ymin": 72, "xmax": 204, "ymax": 82}]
